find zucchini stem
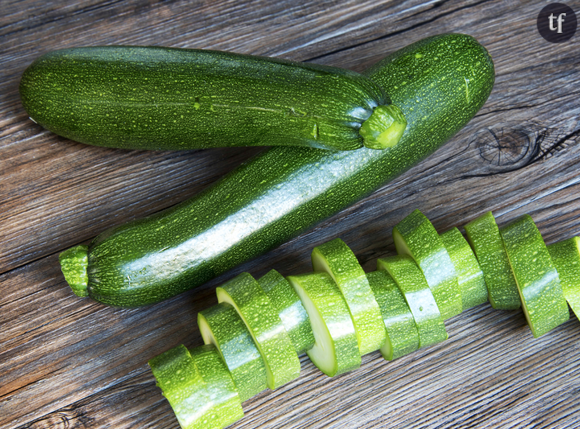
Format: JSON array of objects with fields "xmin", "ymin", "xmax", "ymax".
[
  {"xmin": 359, "ymin": 104, "xmax": 407, "ymax": 150},
  {"xmin": 59, "ymin": 245, "xmax": 89, "ymax": 297}
]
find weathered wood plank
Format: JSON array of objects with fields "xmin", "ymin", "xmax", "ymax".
[{"xmin": 1, "ymin": 0, "xmax": 580, "ymax": 428}]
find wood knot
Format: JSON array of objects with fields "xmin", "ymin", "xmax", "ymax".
[{"xmin": 28, "ymin": 409, "xmax": 90, "ymax": 429}]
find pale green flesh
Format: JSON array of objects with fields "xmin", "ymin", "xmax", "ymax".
[
  {"xmin": 287, "ymin": 272, "xmax": 361, "ymax": 377},
  {"xmin": 148, "ymin": 344, "xmax": 216, "ymax": 429},
  {"xmin": 311, "ymin": 238, "xmax": 386, "ymax": 354},
  {"xmin": 189, "ymin": 345, "xmax": 244, "ymax": 428},
  {"xmin": 393, "ymin": 209, "xmax": 461, "ymax": 319},
  {"xmin": 197, "ymin": 303, "xmax": 267, "ymax": 401},
  {"xmin": 377, "ymin": 256, "xmax": 448, "ymax": 348},
  {"xmin": 216, "ymin": 272, "xmax": 301, "ymax": 390},
  {"xmin": 464, "ymin": 211, "xmax": 520, "ymax": 310},
  {"xmin": 440, "ymin": 227, "xmax": 488, "ymax": 310},
  {"xmin": 366, "ymin": 270, "xmax": 419, "ymax": 360},
  {"xmin": 548, "ymin": 237, "xmax": 580, "ymax": 321},
  {"xmin": 257, "ymin": 269, "xmax": 315, "ymax": 353},
  {"xmin": 500, "ymin": 215, "xmax": 569, "ymax": 337}
]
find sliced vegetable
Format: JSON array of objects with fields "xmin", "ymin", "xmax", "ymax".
[
  {"xmin": 189, "ymin": 344, "xmax": 244, "ymax": 428},
  {"xmin": 197, "ymin": 303, "xmax": 267, "ymax": 401},
  {"xmin": 366, "ymin": 270, "xmax": 419, "ymax": 360},
  {"xmin": 311, "ymin": 238, "xmax": 386, "ymax": 354},
  {"xmin": 257, "ymin": 269, "xmax": 315, "ymax": 353},
  {"xmin": 148, "ymin": 344, "xmax": 215, "ymax": 429},
  {"xmin": 440, "ymin": 227, "xmax": 488, "ymax": 310},
  {"xmin": 377, "ymin": 256, "xmax": 448, "ymax": 348},
  {"xmin": 58, "ymin": 33, "xmax": 495, "ymax": 307},
  {"xmin": 20, "ymin": 46, "xmax": 406, "ymax": 151},
  {"xmin": 548, "ymin": 237, "xmax": 580, "ymax": 320},
  {"xmin": 464, "ymin": 211, "xmax": 520, "ymax": 310},
  {"xmin": 393, "ymin": 209, "xmax": 461, "ymax": 319},
  {"xmin": 286, "ymin": 272, "xmax": 361, "ymax": 377},
  {"xmin": 216, "ymin": 272, "xmax": 301, "ymax": 389},
  {"xmin": 500, "ymin": 215, "xmax": 569, "ymax": 337}
]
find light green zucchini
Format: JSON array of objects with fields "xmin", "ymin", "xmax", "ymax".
[
  {"xmin": 20, "ymin": 46, "xmax": 407, "ymax": 151},
  {"xmin": 197, "ymin": 303, "xmax": 267, "ymax": 401},
  {"xmin": 366, "ymin": 270, "xmax": 419, "ymax": 360},
  {"xmin": 257, "ymin": 269, "xmax": 315, "ymax": 353},
  {"xmin": 286, "ymin": 272, "xmax": 361, "ymax": 377},
  {"xmin": 216, "ymin": 272, "xmax": 301, "ymax": 389},
  {"xmin": 440, "ymin": 227, "xmax": 488, "ymax": 310},
  {"xmin": 189, "ymin": 345, "xmax": 244, "ymax": 428},
  {"xmin": 393, "ymin": 209, "xmax": 461, "ymax": 319},
  {"xmin": 377, "ymin": 256, "xmax": 448, "ymax": 348},
  {"xmin": 548, "ymin": 237, "xmax": 580, "ymax": 320},
  {"xmin": 311, "ymin": 238, "xmax": 386, "ymax": 354},
  {"xmin": 464, "ymin": 211, "xmax": 520, "ymax": 310},
  {"xmin": 500, "ymin": 215, "xmax": 569, "ymax": 337}
]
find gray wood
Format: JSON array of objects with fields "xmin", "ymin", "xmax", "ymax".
[{"xmin": 1, "ymin": 0, "xmax": 580, "ymax": 428}]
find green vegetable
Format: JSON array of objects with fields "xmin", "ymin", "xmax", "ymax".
[
  {"xmin": 20, "ymin": 46, "xmax": 406, "ymax": 151},
  {"xmin": 500, "ymin": 215, "xmax": 569, "ymax": 337},
  {"xmin": 440, "ymin": 227, "xmax": 488, "ymax": 310},
  {"xmin": 377, "ymin": 256, "xmax": 448, "ymax": 348},
  {"xmin": 148, "ymin": 344, "xmax": 215, "ymax": 429},
  {"xmin": 393, "ymin": 209, "xmax": 461, "ymax": 319},
  {"xmin": 257, "ymin": 269, "xmax": 315, "ymax": 353},
  {"xmin": 216, "ymin": 272, "xmax": 301, "ymax": 389},
  {"xmin": 311, "ymin": 238, "xmax": 386, "ymax": 354},
  {"xmin": 197, "ymin": 303, "xmax": 267, "ymax": 401},
  {"xmin": 366, "ymin": 270, "xmax": 419, "ymax": 360},
  {"xmin": 548, "ymin": 237, "xmax": 580, "ymax": 320},
  {"xmin": 59, "ymin": 33, "xmax": 495, "ymax": 307},
  {"xmin": 464, "ymin": 211, "xmax": 520, "ymax": 310},
  {"xmin": 286, "ymin": 272, "xmax": 361, "ymax": 376},
  {"xmin": 189, "ymin": 345, "xmax": 244, "ymax": 428}
]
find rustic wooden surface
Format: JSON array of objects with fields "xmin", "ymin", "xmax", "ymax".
[{"xmin": 2, "ymin": 0, "xmax": 580, "ymax": 428}]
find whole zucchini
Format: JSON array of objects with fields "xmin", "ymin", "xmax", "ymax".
[
  {"xmin": 59, "ymin": 33, "xmax": 495, "ymax": 307},
  {"xmin": 19, "ymin": 46, "xmax": 407, "ymax": 151}
]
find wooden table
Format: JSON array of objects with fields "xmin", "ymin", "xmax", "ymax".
[{"xmin": 2, "ymin": 1, "xmax": 580, "ymax": 427}]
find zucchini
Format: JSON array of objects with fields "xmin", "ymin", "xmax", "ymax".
[
  {"xmin": 548, "ymin": 237, "xmax": 580, "ymax": 320},
  {"xmin": 377, "ymin": 256, "xmax": 448, "ymax": 348},
  {"xmin": 366, "ymin": 270, "xmax": 419, "ymax": 360},
  {"xmin": 499, "ymin": 215, "xmax": 569, "ymax": 337},
  {"xmin": 197, "ymin": 303, "xmax": 267, "ymax": 401},
  {"xmin": 440, "ymin": 227, "xmax": 488, "ymax": 310},
  {"xmin": 216, "ymin": 273, "xmax": 301, "ymax": 389},
  {"xmin": 286, "ymin": 272, "xmax": 361, "ymax": 377},
  {"xmin": 464, "ymin": 212, "xmax": 520, "ymax": 310},
  {"xmin": 20, "ymin": 46, "xmax": 407, "ymax": 151},
  {"xmin": 311, "ymin": 238, "xmax": 386, "ymax": 354},
  {"xmin": 257, "ymin": 269, "xmax": 315, "ymax": 353},
  {"xmin": 59, "ymin": 33, "xmax": 495, "ymax": 307},
  {"xmin": 393, "ymin": 209, "xmax": 462, "ymax": 319}
]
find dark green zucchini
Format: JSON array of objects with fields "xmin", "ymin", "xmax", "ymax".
[
  {"xmin": 19, "ymin": 46, "xmax": 406, "ymax": 151},
  {"xmin": 59, "ymin": 33, "xmax": 495, "ymax": 307}
]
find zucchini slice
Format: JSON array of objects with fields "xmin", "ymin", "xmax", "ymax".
[
  {"xmin": 148, "ymin": 344, "xmax": 216, "ymax": 429},
  {"xmin": 189, "ymin": 344, "xmax": 244, "ymax": 428},
  {"xmin": 311, "ymin": 238, "xmax": 386, "ymax": 355},
  {"xmin": 286, "ymin": 272, "xmax": 361, "ymax": 377},
  {"xmin": 393, "ymin": 210, "xmax": 462, "ymax": 319},
  {"xmin": 257, "ymin": 269, "xmax": 315, "ymax": 353},
  {"xmin": 548, "ymin": 237, "xmax": 580, "ymax": 321},
  {"xmin": 197, "ymin": 303, "xmax": 267, "ymax": 401},
  {"xmin": 216, "ymin": 273, "xmax": 301, "ymax": 390},
  {"xmin": 440, "ymin": 227, "xmax": 488, "ymax": 310},
  {"xmin": 464, "ymin": 211, "xmax": 521, "ymax": 310},
  {"xmin": 500, "ymin": 215, "xmax": 569, "ymax": 337},
  {"xmin": 366, "ymin": 270, "xmax": 419, "ymax": 360},
  {"xmin": 377, "ymin": 256, "xmax": 448, "ymax": 348}
]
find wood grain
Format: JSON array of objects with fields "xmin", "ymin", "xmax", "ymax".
[{"xmin": 1, "ymin": 0, "xmax": 580, "ymax": 428}]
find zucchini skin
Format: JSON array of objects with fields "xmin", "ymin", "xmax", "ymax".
[
  {"xmin": 65, "ymin": 33, "xmax": 495, "ymax": 307},
  {"xmin": 19, "ymin": 46, "xmax": 390, "ymax": 151}
]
